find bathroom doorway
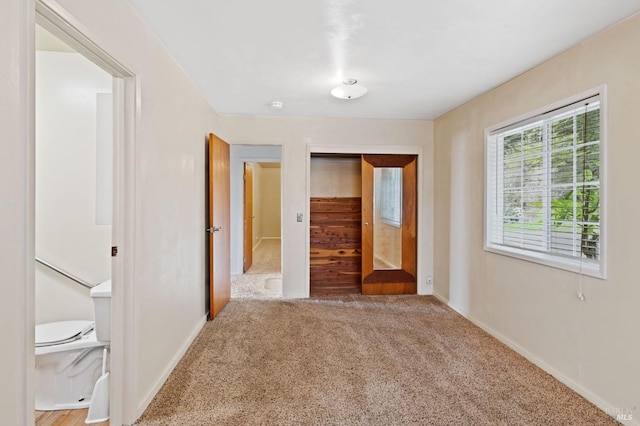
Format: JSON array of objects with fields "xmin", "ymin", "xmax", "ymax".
[
  {"xmin": 34, "ymin": 23, "xmax": 113, "ymax": 425},
  {"xmin": 34, "ymin": 3, "xmax": 136, "ymax": 424}
]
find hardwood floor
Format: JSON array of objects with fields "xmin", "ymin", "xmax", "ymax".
[{"xmin": 35, "ymin": 409, "xmax": 108, "ymax": 426}]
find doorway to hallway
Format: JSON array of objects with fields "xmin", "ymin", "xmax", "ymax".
[
  {"xmin": 232, "ymin": 161, "xmax": 282, "ymax": 299},
  {"xmin": 229, "ymin": 145, "xmax": 283, "ymax": 299},
  {"xmin": 232, "ymin": 238, "xmax": 282, "ymax": 298}
]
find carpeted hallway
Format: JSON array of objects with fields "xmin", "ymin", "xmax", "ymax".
[
  {"xmin": 135, "ymin": 295, "xmax": 617, "ymax": 425},
  {"xmin": 231, "ymin": 239, "xmax": 282, "ymax": 299}
]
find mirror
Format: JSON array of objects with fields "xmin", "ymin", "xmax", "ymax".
[{"xmin": 373, "ymin": 167, "xmax": 402, "ymax": 269}]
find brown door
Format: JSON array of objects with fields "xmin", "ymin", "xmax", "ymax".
[
  {"xmin": 361, "ymin": 154, "xmax": 417, "ymax": 294},
  {"xmin": 243, "ymin": 163, "xmax": 253, "ymax": 272},
  {"xmin": 208, "ymin": 133, "xmax": 231, "ymax": 319}
]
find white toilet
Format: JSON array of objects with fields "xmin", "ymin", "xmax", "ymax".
[{"xmin": 35, "ymin": 279, "xmax": 111, "ymax": 411}]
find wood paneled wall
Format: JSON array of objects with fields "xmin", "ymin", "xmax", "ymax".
[{"xmin": 310, "ymin": 197, "xmax": 361, "ymax": 295}]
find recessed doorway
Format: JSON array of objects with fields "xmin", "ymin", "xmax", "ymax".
[
  {"xmin": 229, "ymin": 145, "xmax": 283, "ymax": 299},
  {"xmin": 233, "ymin": 161, "xmax": 282, "ymax": 298}
]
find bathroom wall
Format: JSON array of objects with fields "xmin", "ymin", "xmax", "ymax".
[{"xmin": 35, "ymin": 47, "xmax": 113, "ymax": 325}]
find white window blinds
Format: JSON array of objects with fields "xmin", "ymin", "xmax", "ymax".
[{"xmin": 486, "ymin": 93, "xmax": 604, "ymax": 276}]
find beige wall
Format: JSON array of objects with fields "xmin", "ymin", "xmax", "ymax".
[
  {"xmin": 434, "ymin": 13, "xmax": 640, "ymax": 417},
  {"xmin": 2, "ymin": 0, "xmax": 222, "ymax": 424},
  {"xmin": 219, "ymin": 116, "xmax": 434, "ymax": 298},
  {"xmin": 249, "ymin": 162, "xmax": 281, "ymax": 246},
  {"xmin": 310, "ymin": 157, "xmax": 361, "ymax": 197},
  {"xmin": 260, "ymin": 166, "xmax": 281, "ymax": 238}
]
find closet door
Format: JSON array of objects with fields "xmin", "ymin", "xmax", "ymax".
[{"xmin": 361, "ymin": 155, "xmax": 417, "ymax": 294}]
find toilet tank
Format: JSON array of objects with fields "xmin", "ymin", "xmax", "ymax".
[{"xmin": 90, "ymin": 279, "xmax": 111, "ymax": 343}]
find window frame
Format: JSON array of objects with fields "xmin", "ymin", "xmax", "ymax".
[{"xmin": 484, "ymin": 86, "xmax": 607, "ymax": 279}]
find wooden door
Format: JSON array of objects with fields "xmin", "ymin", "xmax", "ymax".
[
  {"xmin": 208, "ymin": 133, "xmax": 231, "ymax": 319},
  {"xmin": 361, "ymin": 154, "xmax": 417, "ymax": 295},
  {"xmin": 243, "ymin": 163, "xmax": 253, "ymax": 272}
]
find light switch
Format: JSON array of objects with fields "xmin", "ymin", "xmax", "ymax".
[{"xmin": 296, "ymin": 213, "xmax": 303, "ymax": 222}]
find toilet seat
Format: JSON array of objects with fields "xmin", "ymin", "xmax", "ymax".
[{"xmin": 36, "ymin": 320, "xmax": 94, "ymax": 347}]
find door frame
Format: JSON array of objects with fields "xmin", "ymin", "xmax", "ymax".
[
  {"xmin": 229, "ymin": 145, "xmax": 283, "ymax": 277},
  {"xmin": 34, "ymin": 2, "xmax": 137, "ymax": 424},
  {"xmin": 306, "ymin": 144, "xmax": 430, "ymax": 297}
]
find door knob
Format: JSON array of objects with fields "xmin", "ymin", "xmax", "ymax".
[{"xmin": 206, "ymin": 226, "xmax": 222, "ymax": 233}]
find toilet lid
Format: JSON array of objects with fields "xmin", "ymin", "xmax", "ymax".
[{"xmin": 35, "ymin": 320, "xmax": 94, "ymax": 347}]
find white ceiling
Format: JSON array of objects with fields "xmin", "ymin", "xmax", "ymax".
[{"xmin": 129, "ymin": 0, "xmax": 640, "ymax": 120}]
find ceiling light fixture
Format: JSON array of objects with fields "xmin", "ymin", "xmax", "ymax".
[{"xmin": 331, "ymin": 78, "xmax": 367, "ymax": 100}]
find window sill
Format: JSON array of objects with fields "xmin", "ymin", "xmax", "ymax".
[{"xmin": 484, "ymin": 243, "xmax": 605, "ymax": 279}]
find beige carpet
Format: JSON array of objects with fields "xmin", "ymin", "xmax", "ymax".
[
  {"xmin": 232, "ymin": 239, "xmax": 282, "ymax": 299},
  {"xmin": 136, "ymin": 295, "xmax": 616, "ymax": 425}
]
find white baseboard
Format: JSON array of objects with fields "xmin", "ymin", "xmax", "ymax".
[
  {"xmin": 432, "ymin": 293, "xmax": 637, "ymax": 426},
  {"xmin": 417, "ymin": 281, "xmax": 433, "ymax": 295},
  {"xmin": 136, "ymin": 315, "xmax": 207, "ymax": 418}
]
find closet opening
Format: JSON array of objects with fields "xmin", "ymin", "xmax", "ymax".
[
  {"xmin": 309, "ymin": 153, "xmax": 417, "ymax": 296},
  {"xmin": 310, "ymin": 154, "xmax": 362, "ymax": 295}
]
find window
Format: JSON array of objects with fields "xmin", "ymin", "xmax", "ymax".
[{"xmin": 485, "ymin": 89, "xmax": 605, "ymax": 277}]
